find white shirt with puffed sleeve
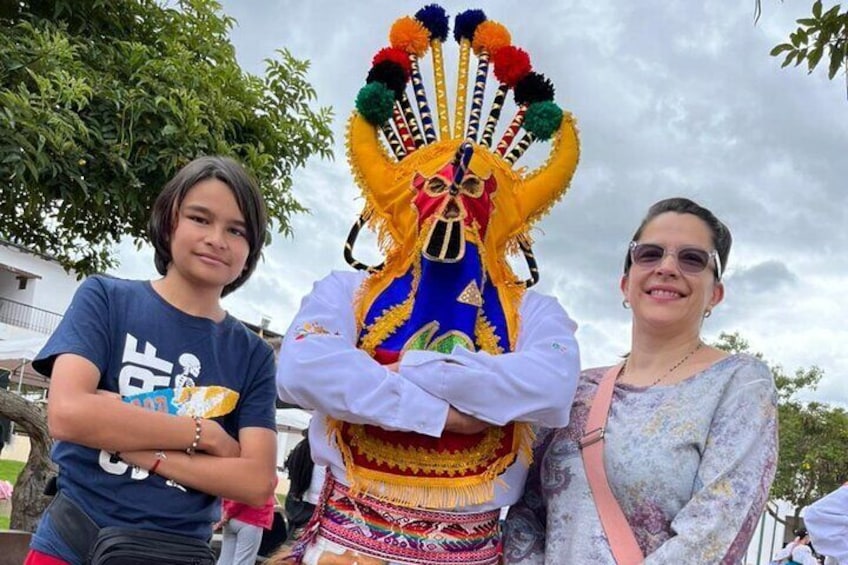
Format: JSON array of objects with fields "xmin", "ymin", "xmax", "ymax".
[{"xmin": 276, "ymin": 270, "xmax": 580, "ymax": 512}]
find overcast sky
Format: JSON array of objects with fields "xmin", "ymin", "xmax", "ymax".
[{"xmin": 116, "ymin": 0, "xmax": 848, "ymax": 405}]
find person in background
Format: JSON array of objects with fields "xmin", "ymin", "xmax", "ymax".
[
  {"xmin": 504, "ymin": 197, "xmax": 778, "ymax": 563},
  {"xmin": 805, "ymin": 483, "xmax": 848, "ymax": 564},
  {"xmin": 216, "ymin": 483, "xmax": 278, "ymax": 565},
  {"xmin": 282, "ymin": 433, "xmax": 317, "ymax": 539},
  {"xmin": 790, "ymin": 543, "xmax": 821, "ymax": 565},
  {"xmin": 771, "ymin": 528, "xmax": 812, "ymax": 564}
]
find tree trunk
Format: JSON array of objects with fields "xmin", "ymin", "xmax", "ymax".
[{"xmin": 0, "ymin": 389, "xmax": 55, "ymax": 532}]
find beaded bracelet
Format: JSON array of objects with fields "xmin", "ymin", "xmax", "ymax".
[
  {"xmin": 186, "ymin": 416, "xmax": 202, "ymax": 455},
  {"xmin": 150, "ymin": 450, "xmax": 167, "ymax": 475}
]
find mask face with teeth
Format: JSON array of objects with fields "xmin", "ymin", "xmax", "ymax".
[{"xmin": 412, "ymin": 162, "xmax": 496, "ymax": 263}]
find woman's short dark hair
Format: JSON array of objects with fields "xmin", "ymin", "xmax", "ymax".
[
  {"xmin": 148, "ymin": 155, "xmax": 267, "ymax": 297},
  {"xmin": 623, "ymin": 197, "xmax": 732, "ymax": 280}
]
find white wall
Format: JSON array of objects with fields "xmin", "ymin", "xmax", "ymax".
[{"xmin": 0, "ymin": 242, "xmax": 81, "ymax": 316}]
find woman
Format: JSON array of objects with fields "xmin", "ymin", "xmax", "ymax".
[{"xmin": 503, "ymin": 197, "xmax": 778, "ymax": 563}]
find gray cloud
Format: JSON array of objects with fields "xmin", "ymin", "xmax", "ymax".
[
  {"xmin": 728, "ymin": 259, "xmax": 798, "ymax": 293},
  {"xmin": 114, "ymin": 0, "xmax": 847, "ymax": 404}
]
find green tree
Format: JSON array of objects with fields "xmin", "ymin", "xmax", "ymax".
[
  {"xmin": 0, "ymin": 0, "xmax": 334, "ymax": 275},
  {"xmin": 714, "ymin": 332, "xmax": 848, "ymax": 520},
  {"xmin": 0, "ymin": 0, "xmax": 334, "ymax": 531},
  {"xmin": 757, "ymin": 0, "xmax": 848, "ymax": 98}
]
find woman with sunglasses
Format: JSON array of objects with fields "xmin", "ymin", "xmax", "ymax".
[{"xmin": 503, "ymin": 197, "xmax": 778, "ymax": 563}]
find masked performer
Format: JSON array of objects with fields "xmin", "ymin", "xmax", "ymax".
[{"xmin": 275, "ymin": 6, "xmax": 581, "ymax": 565}]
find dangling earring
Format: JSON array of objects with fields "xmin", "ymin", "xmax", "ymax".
[
  {"xmin": 704, "ymin": 309, "xmax": 712, "ymax": 318},
  {"xmin": 622, "ymin": 299, "xmax": 631, "ymax": 309}
]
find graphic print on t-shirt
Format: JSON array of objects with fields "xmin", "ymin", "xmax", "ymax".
[{"xmin": 98, "ymin": 332, "xmax": 239, "ymax": 486}]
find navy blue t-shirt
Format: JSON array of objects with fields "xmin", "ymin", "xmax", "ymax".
[{"xmin": 30, "ymin": 276, "xmax": 276, "ymax": 562}]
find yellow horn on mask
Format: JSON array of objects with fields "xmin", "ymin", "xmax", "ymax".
[
  {"xmin": 517, "ymin": 113, "xmax": 580, "ymax": 227},
  {"xmin": 480, "ymin": 113, "xmax": 580, "ymax": 258},
  {"xmin": 347, "ymin": 113, "xmax": 412, "ymax": 248}
]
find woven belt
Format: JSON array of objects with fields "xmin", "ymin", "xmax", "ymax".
[{"xmin": 313, "ymin": 476, "xmax": 501, "ymax": 565}]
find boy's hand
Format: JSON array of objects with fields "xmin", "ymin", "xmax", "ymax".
[
  {"xmin": 444, "ymin": 407, "xmax": 490, "ymax": 435},
  {"xmin": 198, "ymin": 419, "xmax": 240, "ymax": 458}
]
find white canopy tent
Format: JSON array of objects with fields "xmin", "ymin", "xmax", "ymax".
[
  {"xmin": 0, "ymin": 335, "xmax": 48, "ymax": 362},
  {"xmin": 0, "ymin": 335, "xmax": 48, "ymax": 393},
  {"xmin": 0, "ymin": 335, "xmax": 49, "ymax": 439},
  {"xmin": 275, "ymin": 408, "xmax": 311, "ymax": 433}
]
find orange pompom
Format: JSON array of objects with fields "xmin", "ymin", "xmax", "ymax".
[
  {"xmin": 389, "ymin": 17, "xmax": 430, "ymax": 57},
  {"xmin": 472, "ymin": 21, "xmax": 511, "ymax": 56}
]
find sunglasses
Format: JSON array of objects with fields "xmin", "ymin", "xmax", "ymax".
[{"xmin": 629, "ymin": 241, "xmax": 723, "ymax": 280}]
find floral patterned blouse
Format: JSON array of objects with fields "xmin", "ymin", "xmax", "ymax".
[{"xmin": 503, "ymin": 353, "xmax": 778, "ymax": 564}]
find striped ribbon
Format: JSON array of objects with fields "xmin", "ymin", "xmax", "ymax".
[
  {"xmin": 410, "ymin": 56, "xmax": 437, "ymax": 143},
  {"xmin": 400, "ymin": 94, "xmax": 424, "ymax": 148},
  {"xmin": 480, "ymin": 83, "xmax": 508, "ymax": 148},
  {"xmin": 452, "ymin": 142, "xmax": 474, "ymax": 189},
  {"xmin": 380, "ymin": 122, "xmax": 406, "ymax": 160},
  {"xmin": 392, "ymin": 104, "xmax": 417, "ymax": 153},
  {"xmin": 504, "ymin": 131, "xmax": 536, "ymax": 164},
  {"xmin": 465, "ymin": 53, "xmax": 490, "ymax": 142},
  {"xmin": 496, "ymin": 106, "xmax": 526, "ymax": 156}
]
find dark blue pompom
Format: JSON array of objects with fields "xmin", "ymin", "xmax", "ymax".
[
  {"xmin": 415, "ymin": 4, "xmax": 449, "ymax": 42},
  {"xmin": 453, "ymin": 9, "xmax": 486, "ymax": 42}
]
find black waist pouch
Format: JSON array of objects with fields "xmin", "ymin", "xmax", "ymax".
[{"xmin": 88, "ymin": 527, "xmax": 215, "ymax": 565}]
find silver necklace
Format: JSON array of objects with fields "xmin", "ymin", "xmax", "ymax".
[{"xmin": 621, "ymin": 341, "xmax": 704, "ymax": 387}]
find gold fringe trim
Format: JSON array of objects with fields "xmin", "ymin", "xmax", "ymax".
[
  {"xmin": 358, "ymin": 284, "xmax": 416, "ymax": 357},
  {"xmin": 344, "ymin": 424, "xmax": 506, "ymax": 475},
  {"xmin": 326, "ymin": 418, "xmax": 536, "ymax": 509},
  {"xmin": 499, "ymin": 280, "xmax": 525, "ymax": 351},
  {"xmin": 514, "ymin": 421, "xmax": 536, "ymax": 467},
  {"xmin": 475, "ymin": 312, "xmax": 503, "ymax": 355},
  {"xmin": 349, "ymin": 471, "xmax": 499, "ymax": 509}
]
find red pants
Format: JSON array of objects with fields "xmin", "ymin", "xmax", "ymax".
[{"xmin": 24, "ymin": 550, "xmax": 70, "ymax": 565}]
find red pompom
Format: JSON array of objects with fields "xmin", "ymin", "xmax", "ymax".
[
  {"xmin": 493, "ymin": 46, "xmax": 532, "ymax": 87},
  {"xmin": 373, "ymin": 47, "xmax": 412, "ymax": 80}
]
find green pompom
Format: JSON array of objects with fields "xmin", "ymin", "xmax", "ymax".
[
  {"xmin": 523, "ymin": 101, "xmax": 563, "ymax": 140},
  {"xmin": 356, "ymin": 82, "xmax": 395, "ymax": 125}
]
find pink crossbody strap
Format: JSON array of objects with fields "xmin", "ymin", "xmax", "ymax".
[{"xmin": 579, "ymin": 364, "xmax": 645, "ymax": 565}]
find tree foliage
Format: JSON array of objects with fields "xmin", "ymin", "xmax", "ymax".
[
  {"xmin": 0, "ymin": 0, "xmax": 334, "ymax": 274},
  {"xmin": 758, "ymin": 0, "xmax": 848, "ymax": 97},
  {"xmin": 714, "ymin": 332, "xmax": 848, "ymax": 517}
]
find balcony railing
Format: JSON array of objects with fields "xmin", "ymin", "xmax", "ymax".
[{"xmin": 0, "ymin": 296, "xmax": 63, "ymax": 335}]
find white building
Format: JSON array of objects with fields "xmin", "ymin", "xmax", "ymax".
[
  {"xmin": 0, "ymin": 240, "xmax": 80, "ymax": 340},
  {"xmin": 0, "ymin": 240, "xmax": 81, "ymax": 393}
]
